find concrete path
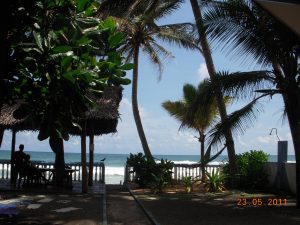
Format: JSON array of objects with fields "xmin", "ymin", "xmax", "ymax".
[{"xmin": 106, "ymin": 185, "xmax": 152, "ymax": 225}]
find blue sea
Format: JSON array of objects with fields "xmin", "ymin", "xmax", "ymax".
[{"xmin": 0, "ymin": 150, "xmax": 296, "ymax": 184}]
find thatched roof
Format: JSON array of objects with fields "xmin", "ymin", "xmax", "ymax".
[
  {"xmin": 0, "ymin": 86, "xmax": 123, "ymax": 136},
  {"xmin": 0, "ymin": 100, "xmax": 35, "ymax": 131},
  {"xmin": 75, "ymin": 86, "xmax": 123, "ymax": 136}
]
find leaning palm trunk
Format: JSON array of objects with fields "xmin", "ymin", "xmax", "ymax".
[
  {"xmin": 132, "ymin": 44, "xmax": 154, "ymax": 161},
  {"xmin": 283, "ymin": 89, "xmax": 300, "ymax": 207},
  {"xmin": 190, "ymin": 0, "xmax": 238, "ymax": 181}
]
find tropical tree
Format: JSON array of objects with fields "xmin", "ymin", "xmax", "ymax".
[
  {"xmin": 162, "ymin": 82, "xmax": 228, "ymax": 182},
  {"xmin": 189, "ymin": 0, "xmax": 238, "ymax": 180},
  {"xmin": 202, "ymin": 0, "xmax": 300, "ymax": 206},
  {"xmin": 10, "ymin": 0, "xmax": 132, "ymax": 190},
  {"xmin": 102, "ymin": 0, "xmax": 199, "ymax": 161}
]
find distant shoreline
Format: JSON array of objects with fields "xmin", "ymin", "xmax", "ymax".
[{"xmin": 0, "ymin": 149, "xmax": 296, "ymax": 157}]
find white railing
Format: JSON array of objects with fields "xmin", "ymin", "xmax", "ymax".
[
  {"xmin": 124, "ymin": 163, "xmax": 222, "ymax": 183},
  {"xmin": 0, "ymin": 160, "xmax": 105, "ymax": 183}
]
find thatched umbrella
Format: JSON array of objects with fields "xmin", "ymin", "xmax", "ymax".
[
  {"xmin": 69, "ymin": 86, "xmax": 123, "ymax": 188},
  {"xmin": 0, "ymin": 86, "xmax": 123, "ymax": 188},
  {"xmin": 0, "ymin": 100, "xmax": 37, "ymax": 182}
]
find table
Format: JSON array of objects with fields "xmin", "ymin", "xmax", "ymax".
[{"xmin": 37, "ymin": 168, "xmax": 78, "ymax": 188}]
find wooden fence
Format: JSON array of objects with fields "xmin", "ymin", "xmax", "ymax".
[
  {"xmin": 0, "ymin": 160, "xmax": 105, "ymax": 183},
  {"xmin": 124, "ymin": 163, "xmax": 222, "ymax": 183}
]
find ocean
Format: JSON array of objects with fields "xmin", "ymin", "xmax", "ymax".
[{"xmin": 0, "ymin": 150, "xmax": 296, "ymax": 184}]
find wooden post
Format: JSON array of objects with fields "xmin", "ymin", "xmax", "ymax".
[
  {"xmin": 81, "ymin": 121, "xmax": 88, "ymax": 193},
  {"xmin": 10, "ymin": 129, "xmax": 16, "ymax": 183},
  {"xmin": 88, "ymin": 132, "xmax": 94, "ymax": 186}
]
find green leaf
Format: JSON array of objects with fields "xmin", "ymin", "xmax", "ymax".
[
  {"xmin": 33, "ymin": 31, "xmax": 43, "ymax": 51},
  {"xmin": 53, "ymin": 45, "xmax": 72, "ymax": 53},
  {"xmin": 61, "ymin": 56, "xmax": 73, "ymax": 70},
  {"xmin": 76, "ymin": 0, "xmax": 90, "ymax": 11},
  {"xmin": 63, "ymin": 71, "xmax": 76, "ymax": 84},
  {"xmin": 120, "ymin": 63, "xmax": 134, "ymax": 70},
  {"xmin": 72, "ymin": 122, "xmax": 82, "ymax": 131},
  {"xmin": 108, "ymin": 33, "xmax": 124, "ymax": 48},
  {"xmin": 100, "ymin": 17, "xmax": 116, "ymax": 31}
]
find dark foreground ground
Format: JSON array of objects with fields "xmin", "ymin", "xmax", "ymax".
[
  {"xmin": 106, "ymin": 185, "xmax": 152, "ymax": 225},
  {"xmin": 132, "ymin": 188, "xmax": 300, "ymax": 225},
  {"xmin": 1, "ymin": 181, "xmax": 300, "ymax": 225}
]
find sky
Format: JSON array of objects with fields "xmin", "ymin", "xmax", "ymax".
[{"xmin": 0, "ymin": 2, "xmax": 294, "ymax": 156}]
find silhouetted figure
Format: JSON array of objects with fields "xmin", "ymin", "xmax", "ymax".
[{"xmin": 14, "ymin": 144, "xmax": 41, "ymax": 187}]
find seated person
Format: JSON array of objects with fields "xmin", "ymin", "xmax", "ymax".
[
  {"xmin": 14, "ymin": 144, "xmax": 30, "ymax": 172},
  {"xmin": 14, "ymin": 144, "xmax": 41, "ymax": 187}
]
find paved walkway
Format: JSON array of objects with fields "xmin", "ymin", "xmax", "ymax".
[
  {"xmin": 0, "ymin": 180, "xmax": 105, "ymax": 225},
  {"xmin": 1, "ymin": 181, "xmax": 152, "ymax": 225},
  {"xmin": 105, "ymin": 185, "xmax": 152, "ymax": 225}
]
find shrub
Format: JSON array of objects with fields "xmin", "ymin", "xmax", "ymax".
[
  {"xmin": 205, "ymin": 169, "xmax": 226, "ymax": 192},
  {"xmin": 127, "ymin": 153, "xmax": 174, "ymax": 192},
  {"xmin": 224, "ymin": 150, "xmax": 269, "ymax": 190},
  {"xmin": 182, "ymin": 176, "xmax": 199, "ymax": 193}
]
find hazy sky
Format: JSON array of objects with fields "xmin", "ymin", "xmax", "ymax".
[{"xmin": 0, "ymin": 2, "xmax": 293, "ymax": 156}]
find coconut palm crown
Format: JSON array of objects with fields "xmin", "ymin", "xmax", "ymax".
[
  {"xmin": 102, "ymin": 0, "xmax": 199, "ymax": 160},
  {"xmin": 202, "ymin": 0, "xmax": 300, "ymax": 206},
  {"xmin": 163, "ymin": 82, "xmax": 228, "ymax": 181}
]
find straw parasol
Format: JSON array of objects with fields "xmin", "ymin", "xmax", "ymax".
[
  {"xmin": 0, "ymin": 86, "xmax": 123, "ymax": 186},
  {"xmin": 70, "ymin": 86, "xmax": 123, "ymax": 186}
]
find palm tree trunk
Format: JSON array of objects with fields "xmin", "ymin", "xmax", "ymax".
[
  {"xmin": 190, "ymin": 0, "xmax": 238, "ymax": 182},
  {"xmin": 282, "ymin": 90, "xmax": 300, "ymax": 207},
  {"xmin": 199, "ymin": 131, "xmax": 206, "ymax": 183},
  {"xmin": 132, "ymin": 43, "xmax": 154, "ymax": 161},
  {"xmin": 81, "ymin": 120, "xmax": 88, "ymax": 193}
]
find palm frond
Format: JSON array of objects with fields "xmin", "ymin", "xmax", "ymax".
[
  {"xmin": 162, "ymin": 100, "xmax": 191, "ymax": 129},
  {"xmin": 207, "ymin": 94, "xmax": 268, "ymax": 147},
  {"xmin": 215, "ymin": 70, "xmax": 274, "ymax": 100},
  {"xmin": 203, "ymin": 0, "xmax": 299, "ymax": 66},
  {"xmin": 183, "ymin": 84, "xmax": 197, "ymax": 105},
  {"xmin": 187, "ymin": 79, "xmax": 216, "ymax": 123},
  {"xmin": 157, "ymin": 23, "xmax": 201, "ymax": 51},
  {"xmin": 142, "ymin": 41, "xmax": 170, "ymax": 79},
  {"xmin": 203, "ymin": 144, "xmax": 226, "ymax": 165},
  {"xmin": 149, "ymin": 0, "xmax": 184, "ymax": 21}
]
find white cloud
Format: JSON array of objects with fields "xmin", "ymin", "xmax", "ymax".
[
  {"xmin": 197, "ymin": 63, "xmax": 209, "ymax": 81},
  {"xmin": 256, "ymin": 135, "xmax": 275, "ymax": 144}
]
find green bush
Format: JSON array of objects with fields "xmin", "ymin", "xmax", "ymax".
[
  {"xmin": 127, "ymin": 153, "xmax": 174, "ymax": 192},
  {"xmin": 205, "ymin": 169, "xmax": 226, "ymax": 192},
  {"xmin": 182, "ymin": 176, "xmax": 200, "ymax": 193},
  {"xmin": 224, "ymin": 150, "xmax": 269, "ymax": 190}
]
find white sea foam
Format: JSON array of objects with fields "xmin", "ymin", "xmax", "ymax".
[
  {"xmin": 155, "ymin": 160, "xmax": 198, "ymax": 164},
  {"xmin": 105, "ymin": 166, "xmax": 124, "ymax": 176}
]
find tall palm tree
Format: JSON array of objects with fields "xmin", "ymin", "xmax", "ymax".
[
  {"xmin": 202, "ymin": 0, "xmax": 300, "ymax": 206},
  {"xmin": 163, "ymin": 82, "xmax": 228, "ymax": 182},
  {"xmin": 189, "ymin": 0, "xmax": 238, "ymax": 180},
  {"xmin": 103, "ymin": 0, "xmax": 199, "ymax": 161}
]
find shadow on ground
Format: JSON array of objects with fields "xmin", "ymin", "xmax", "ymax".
[{"xmin": 135, "ymin": 191, "xmax": 300, "ymax": 225}]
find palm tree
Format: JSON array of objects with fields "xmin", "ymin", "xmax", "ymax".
[
  {"xmin": 189, "ymin": 0, "xmax": 238, "ymax": 180},
  {"xmin": 202, "ymin": 0, "xmax": 300, "ymax": 206},
  {"xmin": 163, "ymin": 82, "xmax": 228, "ymax": 182},
  {"xmin": 103, "ymin": 0, "xmax": 199, "ymax": 161}
]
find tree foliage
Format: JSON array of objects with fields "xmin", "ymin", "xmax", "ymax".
[{"xmin": 8, "ymin": 0, "xmax": 132, "ymax": 144}]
